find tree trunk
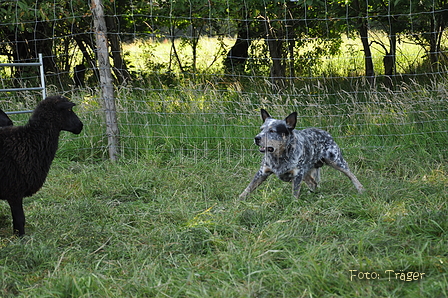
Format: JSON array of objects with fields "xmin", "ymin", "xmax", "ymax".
[
  {"xmin": 266, "ymin": 37, "xmax": 286, "ymax": 90},
  {"xmin": 264, "ymin": 15, "xmax": 286, "ymax": 90},
  {"xmin": 74, "ymin": 36, "xmax": 96, "ymax": 70},
  {"xmin": 91, "ymin": 0, "xmax": 120, "ymax": 161},
  {"xmin": 359, "ymin": 18, "xmax": 375, "ymax": 81},
  {"xmin": 383, "ymin": 27, "xmax": 397, "ymax": 88},
  {"xmin": 168, "ymin": 26, "xmax": 184, "ymax": 73},
  {"xmin": 105, "ymin": 15, "xmax": 131, "ymax": 85},
  {"xmin": 287, "ymin": 37, "xmax": 295, "ymax": 79},
  {"xmin": 428, "ymin": 14, "xmax": 446, "ymax": 67},
  {"xmin": 224, "ymin": 23, "xmax": 251, "ymax": 74},
  {"xmin": 190, "ymin": 26, "xmax": 201, "ymax": 74},
  {"xmin": 352, "ymin": 0, "xmax": 375, "ymax": 83}
]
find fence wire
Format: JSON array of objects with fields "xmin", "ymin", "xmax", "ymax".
[{"xmin": 0, "ymin": 0, "xmax": 446, "ymax": 160}]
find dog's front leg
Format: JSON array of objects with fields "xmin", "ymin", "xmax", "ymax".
[
  {"xmin": 239, "ymin": 168, "xmax": 272, "ymax": 200},
  {"xmin": 292, "ymin": 172, "xmax": 304, "ymax": 198}
]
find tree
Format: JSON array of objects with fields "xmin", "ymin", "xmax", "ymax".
[
  {"xmin": 157, "ymin": 0, "xmax": 228, "ymax": 75},
  {"xmin": 406, "ymin": 0, "xmax": 448, "ymax": 67},
  {"xmin": 223, "ymin": 0, "xmax": 346, "ymax": 89},
  {"xmin": 348, "ymin": 0, "xmax": 375, "ymax": 82},
  {"xmin": 103, "ymin": 0, "xmax": 133, "ymax": 84},
  {"xmin": 370, "ymin": 0, "xmax": 412, "ymax": 87},
  {"xmin": 347, "ymin": 0, "xmax": 447, "ymax": 84},
  {"xmin": 0, "ymin": 0, "xmax": 134, "ymax": 87},
  {"xmin": 0, "ymin": 0, "xmax": 86, "ymax": 82},
  {"xmin": 223, "ymin": 4, "xmax": 255, "ymax": 74}
]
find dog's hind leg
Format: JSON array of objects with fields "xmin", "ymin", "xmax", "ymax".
[
  {"xmin": 239, "ymin": 169, "xmax": 272, "ymax": 200},
  {"xmin": 304, "ymin": 167, "xmax": 320, "ymax": 192},
  {"xmin": 324, "ymin": 158, "xmax": 365, "ymax": 194}
]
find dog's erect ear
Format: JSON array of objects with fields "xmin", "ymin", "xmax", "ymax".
[
  {"xmin": 261, "ymin": 109, "xmax": 271, "ymax": 122},
  {"xmin": 285, "ymin": 112, "xmax": 297, "ymax": 130}
]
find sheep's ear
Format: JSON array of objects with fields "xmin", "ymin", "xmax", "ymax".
[
  {"xmin": 261, "ymin": 109, "xmax": 271, "ymax": 122},
  {"xmin": 56, "ymin": 101, "xmax": 76, "ymax": 111}
]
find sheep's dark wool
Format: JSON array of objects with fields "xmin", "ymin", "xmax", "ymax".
[
  {"xmin": 0, "ymin": 95, "xmax": 83, "ymax": 236},
  {"xmin": 0, "ymin": 109, "xmax": 13, "ymax": 126}
]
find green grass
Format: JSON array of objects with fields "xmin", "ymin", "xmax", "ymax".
[
  {"xmin": 0, "ymin": 71, "xmax": 447, "ymax": 297},
  {"xmin": 0, "ymin": 149, "xmax": 446, "ymax": 297}
]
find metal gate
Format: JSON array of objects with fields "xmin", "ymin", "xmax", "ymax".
[{"xmin": 0, "ymin": 53, "xmax": 46, "ymax": 115}]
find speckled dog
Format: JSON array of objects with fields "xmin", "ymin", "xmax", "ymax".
[{"xmin": 239, "ymin": 109, "xmax": 364, "ymax": 199}]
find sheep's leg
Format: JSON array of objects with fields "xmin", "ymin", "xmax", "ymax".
[{"xmin": 8, "ymin": 199, "xmax": 25, "ymax": 236}]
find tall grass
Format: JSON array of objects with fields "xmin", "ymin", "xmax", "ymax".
[
  {"xmin": 0, "ymin": 148, "xmax": 446, "ymax": 297},
  {"xmin": 42, "ymin": 76, "xmax": 447, "ymax": 164}
]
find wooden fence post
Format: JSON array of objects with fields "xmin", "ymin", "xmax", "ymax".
[{"xmin": 91, "ymin": 0, "xmax": 120, "ymax": 161}]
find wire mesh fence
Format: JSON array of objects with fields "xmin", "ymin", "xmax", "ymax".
[{"xmin": 0, "ymin": 0, "xmax": 446, "ymax": 161}]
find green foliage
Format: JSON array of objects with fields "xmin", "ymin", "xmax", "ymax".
[{"xmin": 1, "ymin": 0, "xmax": 447, "ymax": 90}]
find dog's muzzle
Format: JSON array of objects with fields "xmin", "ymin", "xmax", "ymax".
[{"xmin": 254, "ymin": 135, "xmax": 274, "ymax": 153}]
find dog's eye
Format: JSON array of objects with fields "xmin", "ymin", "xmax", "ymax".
[{"xmin": 269, "ymin": 128, "xmax": 275, "ymax": 133}]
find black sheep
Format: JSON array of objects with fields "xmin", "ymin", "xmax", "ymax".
[
  {"xmin": 0, "ymin": 95, "xmax": 83, "ymax": 236},
  {"xmin": 0, "ymin": 109, "xmax": 13, "ymax": 126}
]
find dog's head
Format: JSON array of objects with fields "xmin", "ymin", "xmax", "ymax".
[{"xmin": 254, "ymin": 109, "xmax": 297, "ymax": 155}]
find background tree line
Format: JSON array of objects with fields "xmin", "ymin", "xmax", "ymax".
[{"xmin": 0, "ymin": 0, "xmax": 446, "ymax": 89}]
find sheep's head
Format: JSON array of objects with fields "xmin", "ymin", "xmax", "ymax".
[
  {"xmin": 0, "ymin": 109, "xmax": 13, "ymax": 127},
  {"xmin": 30, "ymin": 95, "xmax": 83, "ymax": 134}
]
